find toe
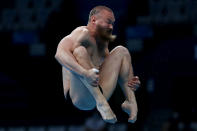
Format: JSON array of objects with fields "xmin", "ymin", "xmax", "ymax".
[
  {"xmin": 105, "ymin": 117, "xmax": 117, "ymax": 124},
  {"xmin": 128, "ymin": 116, "xmax": 137, "ymax": 123}
]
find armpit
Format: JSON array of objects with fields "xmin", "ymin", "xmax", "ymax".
[{"xmin": 81, "ymin": 40, "xmax": 91, "ymax": 48}]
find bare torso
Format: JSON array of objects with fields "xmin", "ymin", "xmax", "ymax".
[
  {"xmin": 55, "ymin": 8, "xmax": 139, "ymax": 123},
  {"xmin": 61, "ymin": 26, "xmax": 109, "ymax": 103},
  {"xmin": 66, "ymin": 26, "xmax": 108, "ymax": 68}
]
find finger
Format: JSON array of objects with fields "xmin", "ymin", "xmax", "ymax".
[
  {"xmin": 93, "ymin": 80, "xmax": 99, "ymax": 85},
  {"xmin": 128, "ymin": 81, "xmax": 138, "ymax": 85},
  {"xmin": 128, "ymin": 83, "xmax": 134, "ymax": 87},
  {"xmin": 129, "ymin": 83, "xmax": 140, "ymax": 90},
  {"xmin": 128, "ymin": 79, "xmax": 139, "ymax": 84},
  {"xmin": 128, "ymin": 80, "xmax": 140, "ymax": 86},
  {"xmin": 130, "ymin": 87, "xmax": 136, "ymax": 91},
  {"xmin": 131, "ymin": 78, "xmax": 140, "ymax": 83},
  {"xmin": 134, "ymin": 76, "xmax": 139, "ymax": 79},
  {"xmin": 133, "ymin": 76, "xmax": 140, "ymax": 81},
  {"xmin": 132, "ymin": 83, "xmax": 140, "ymax": 87},
  {"xmin": 128, "ymin": 82, "xmax": 133, "ymax": 86},
  {"xmin": 132, "ymin": 81, "xmax": 141, "ymax": 85},
  {"xmin": 132, "ymin": 78, "xmax": 139, "ymax": 82},
  {"xmin": 136, "ymin": 79, "xmax": 140, "ymax": 83},
  {"xmin": 91, "ymin": 82, "xmax": 98, "ymax": 87},
  {"xmin": 128, "ymin": 81, "xmax": 134, "ymax": 84}
]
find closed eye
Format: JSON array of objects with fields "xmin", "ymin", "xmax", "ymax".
[{"xmin": 107, "ymin": 20, "xmax": 115, "ymax": 25}]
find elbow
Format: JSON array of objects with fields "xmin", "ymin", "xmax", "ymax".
[{"xmin": 55, "ymin": 51, "xmax": 60, "ymax": 61}]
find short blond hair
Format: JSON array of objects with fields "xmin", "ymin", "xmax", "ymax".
[{"xmin": 88, "ymin": 5, "xmax": 113, "ymax": 22}]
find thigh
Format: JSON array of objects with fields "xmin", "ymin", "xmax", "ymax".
[
  {"xmin": 99, "ymin": 46, "xmax": 125, "ymax": 100},
  {"xmin": 69, "ymin": 72, "xmax": 96, "ymax": 110},
  {"xmin": 62, "ymin": 67, "xmax": 71, "ymax": 97}
]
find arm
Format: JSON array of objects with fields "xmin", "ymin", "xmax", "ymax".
[
  {"xmin": 128, "ymin": 67, "xmax": 140, "ymax": 91},
  {"xmin": 55, "ymin": 28, "xmax": 89, "ymax": 77},
  {"xmin": 128, "ymin": 53, "xmax": 140, "ymax": 91}
]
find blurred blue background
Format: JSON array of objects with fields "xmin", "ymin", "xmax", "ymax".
[{"xmin": 0, "ymin": 0, "xmax": 197, "ymax": 130}]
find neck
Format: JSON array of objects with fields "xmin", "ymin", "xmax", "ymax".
[
  {"xmin": 87, "ymin": 23, "xmax": 97, "ymax": 37},
  {"xmin": 96, "ymin": 38, "xmax": 109, "ymax": 53}
]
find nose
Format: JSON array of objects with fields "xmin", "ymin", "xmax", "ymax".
[{"xmin": 109, "ymin": 24, "xmax": 113, "ymax": 30}]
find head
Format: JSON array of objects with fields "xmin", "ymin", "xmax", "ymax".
[{"xmin": 88, "ymin": 6, "xmax": 116, "ymax": 42}]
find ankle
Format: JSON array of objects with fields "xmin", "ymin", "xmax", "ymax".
[{"xmin": 97, "ymin": 99, "xmax": 109, "ymax": 107}]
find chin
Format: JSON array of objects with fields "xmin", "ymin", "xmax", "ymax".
[
  {"xmin": 109, "ymin": 35, "xmax": 116, "ymax": 42},
  {"xmin": 98, "ymin": 28, "xmax": 116, "ymax": 42},
  {"xmin": 103, "ymin": 34, "xmax": 116, "ymax": 42}
]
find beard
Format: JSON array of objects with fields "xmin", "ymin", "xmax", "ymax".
[{"xmin": 97, "ymin": 25, "xmax": 116, "ymax": 42}]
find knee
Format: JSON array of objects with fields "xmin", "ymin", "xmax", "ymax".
[
  {"xmin": 115, "ymin": 45, "xmax": 130, "ymax": 57},
  {"xmin": 73, "ymin": 46, "xmax": 88, "ymax": 59}
]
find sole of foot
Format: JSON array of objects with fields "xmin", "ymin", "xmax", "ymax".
[
  {"xmin": 121, "ymin": 100, "xmax": 137, "ymax": 123},
  {"xmin": 96, "ymin": 103, "xmax": 117, "ymax": 124}
]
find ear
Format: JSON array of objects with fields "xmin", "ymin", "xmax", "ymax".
[{"xmin": 91, "ymin": 16, "xmax": 96, "ymax": 24}]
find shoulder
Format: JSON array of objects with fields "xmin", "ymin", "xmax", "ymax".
[
  {"xmin": 71, "ymin": 26, "xmax": 90, "ymax": 39},
  {"xmin": 58, "ymin": 26, "xmax": 90, "ymax": 48}
]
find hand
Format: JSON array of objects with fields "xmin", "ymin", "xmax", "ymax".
[
  {"xmin": 128, "ymin": 76, "xmax": 140, "ymax": 91},
  {"xmin": 84, "ymin": 68, "xmax": 99, "ymax": 87}
]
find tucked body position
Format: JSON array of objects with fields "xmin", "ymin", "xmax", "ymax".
[{"xmin": 55, "ymin": 5, "xmax": 140, "ymax": 124}]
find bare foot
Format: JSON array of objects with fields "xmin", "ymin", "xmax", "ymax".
[
  {"xmin": 121, "ymin": 100, "xmax": 138, "ymax": 123},
  {"xmin": 79, "ymin": 74, "xmax": 117, "ymax": 124},
  {"xmin": 96, "ymin": 101, "xmax": 117, "ymax": 124}
]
